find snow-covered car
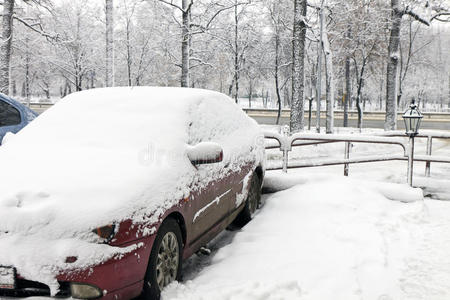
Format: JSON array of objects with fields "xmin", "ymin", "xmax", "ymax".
[
  {"xmin": 0, "ymin": 94, "xmax": 37, "ymax": 145},
  {"xmin": 0, "ymin": 87, "xmax": 264, "ymax": 300}
]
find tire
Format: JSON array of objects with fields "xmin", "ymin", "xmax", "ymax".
[
  {"xmin": 140, "ymin": 218, "xmax": 183, "ymax": 300},
  {"xmin": 231, "ymin": 172, "xmax": 262, "ymax": 227}
]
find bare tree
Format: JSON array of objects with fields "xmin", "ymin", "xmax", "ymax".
[
  {"xmin": 385, "ymin": 0, "xmax": 432, "ymax": 130},
  {"xmin": 157, "ymin": 0, "xmax": 248, "ymax": 88},
  {"xmin": 268, "ymin": 0, "xmax": 289, "ymax": 124},
  {"xmin": 397, "ymin": 18, "xmax": 434, "ymax": 109},
  {"xmin": 44, "ymin": 0, "xmax": 102, "ymax": 92},
  {"xmin": 347, "ymin": 0, "xmax": 384, "ymax": 130},
  {"xmin": 1, "ymin": 0, "xmax": 56, "ymax": 95}
]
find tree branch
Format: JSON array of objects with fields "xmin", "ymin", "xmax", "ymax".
[
  {"xmin": 157, "ymin": 0, "xmax": 183, "ymax": 12},
  {"xmin": 430, "ymin": 12, "xmax": 450, "ymax": 22},
  {"xmin": 404, "ymin": 6, "xmax": 430, "ymax": 26},
  {"xmin": 190, "ymin": 1, "xmax": 251, "ymax": 34},
  {"xmin": 13, "ymin": 15, "xmax": 59, "ymax": 41}
]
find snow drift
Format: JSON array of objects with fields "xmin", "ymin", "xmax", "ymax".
[{"xmin": 163, "ymin": 175, "xmax": 436, "ymax": 300}]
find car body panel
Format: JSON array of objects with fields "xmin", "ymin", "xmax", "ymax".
[
  {"xmin": 57, "ymin": 236, "xmax": 154, "ymax": 299},
  {"xmin": 0, "ymin": 95, "xmax": 37, "ymax": 145}
]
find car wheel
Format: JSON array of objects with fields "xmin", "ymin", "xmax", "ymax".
[
  {"xmin": 231, "ymin": 172, "xmax": 262, "ymax": 227},
  {"xmin": 141, "ymin": 218, "xmax": 183, "ymax": 300}
]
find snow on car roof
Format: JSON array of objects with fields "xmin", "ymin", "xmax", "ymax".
[{"xmin": 0, "ymin": 87, "xmax": 264, "ymax": 293}]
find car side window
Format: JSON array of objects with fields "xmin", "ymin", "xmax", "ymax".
[{"xmin": 0, "ymin": 100, "xmax": 21, "ymax": 127}]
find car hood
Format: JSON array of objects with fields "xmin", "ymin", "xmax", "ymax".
[{"xmin": 0, "ymin": 88, "xmax": 198, "ymax": 237}]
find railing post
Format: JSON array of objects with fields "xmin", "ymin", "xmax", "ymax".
[
  {"xmin": 407, "ymin": 136, "xmax": 415, "ymax": 186},
  {"xmin": 282, "ymin": 150, "xmax": 288, "ymax": 173},
  {"xmin": 425, "ymin": 136, "xmax": 432, "ymax": 177},
  {"xmin": 281, "ymin": 125, "xmax": 290, "ymax": 173},
  {"xmin": 344, "ymin": 142, "xmax": 350, "ymax": 176}
]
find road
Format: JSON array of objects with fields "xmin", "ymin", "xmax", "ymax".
[
  {"xmin": 29, "ymin": 103, "xmax": 450, "ymax": 131},
  {"xmin": 248, "ymin": 114, "xmax": 450, "ymax": 130}
]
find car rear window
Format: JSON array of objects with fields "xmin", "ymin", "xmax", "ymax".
[{"xmin": 0, "ymin": 100, "xmax": 21, "ymax": 126}]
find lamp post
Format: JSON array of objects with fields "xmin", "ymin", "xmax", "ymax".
[{"xmin": 402, "ymin": 100, "xmax": 423, "ymax": 186}]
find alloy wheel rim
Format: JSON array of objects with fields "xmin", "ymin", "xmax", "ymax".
[{"xmin": 155, "ymin": 232, "xmax": 179, "ymax": 290}]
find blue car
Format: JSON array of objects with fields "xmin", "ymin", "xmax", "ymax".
[{"xmin": 0, "ymin": 94, "xmax": 37, "ymax": 145}]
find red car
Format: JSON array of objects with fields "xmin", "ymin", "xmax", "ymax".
[{"xmin": 0, "ymin": 87, "xmax": 264, "ymax": 299}]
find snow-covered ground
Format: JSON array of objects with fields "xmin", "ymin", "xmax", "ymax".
[{"xmin": 163, "ymin": 127, "xmax": 450, "ymax": 300}]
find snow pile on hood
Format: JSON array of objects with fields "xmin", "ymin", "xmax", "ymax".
[
  {"xmin": 0, "ymin": 87, "xmax": 263, "ymax": 293},
  {"xmin": 163, "ymin": 176, "xmax": 440, "ymax": 300}
]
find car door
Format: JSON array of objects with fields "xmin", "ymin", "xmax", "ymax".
[
  {"xmin": 186, "ymin": 100, "xmax": 238, "ymax": 245},
  {"xmin": 189, "ymin": 162, "xmax": 235, "ymax": 244},
  {"xmin": 0, "ymin": 99, "xmax": 22, "ymax": 144}
]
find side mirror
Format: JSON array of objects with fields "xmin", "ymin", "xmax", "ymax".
[{"xmin": 187, "ymin": 142, "xmax": 223, "ymax": 166}]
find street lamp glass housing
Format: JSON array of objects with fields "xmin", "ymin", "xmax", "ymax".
[{"xmin": 403, "ymin": 102, "xmax": 423, "ymax": 136}]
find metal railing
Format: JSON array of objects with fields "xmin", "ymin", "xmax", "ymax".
[
  {"xmin": 375, "ymin": 130, "xmax": 450, "ymax": 177},
  {"xmin": 265, "ymin": 130, "xmax": 450, "ymax": 180}
]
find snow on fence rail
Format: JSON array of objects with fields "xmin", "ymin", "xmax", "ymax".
[{"xmin": 264, "ymin": 130, "xmax": 450, "ymax": 179}]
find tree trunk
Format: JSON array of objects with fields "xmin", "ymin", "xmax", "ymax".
[
  {"xmin": 228, "ymin": 78, "xmax": 234, "ymax": 97},
  {"xmin": 323, "ymin": 27, "xmax": 334, "ymax": 134},
  {"xmin": 275, "ymin": 26, "xmax": 282, "ymax": 125},
  {"xmin": 379, "ymin": 62, "xmax": 384, "ymax": 110},
  {"xmin": 315, "ymin": 3, "xmax": 324, "ymax": 134},
  {"xmin": 291, "ymin": 0, "xmax": 307, "ymax": 132},
  {"xmin": 0, "ymin": 0, "xmax": 14, "ymax": 95},
  {"xmin": 105, "ymin": 0, "xmax": 114, "ymax": 87},
  {"xmin": 385, "ymin": 0, "xmax": 402, "ymax": 130},
  {"xmin": 344, "ymin": 27, "xmax": 351, "ymax": 127},
  {"xmin": 25, "ymin": 38, "xmax": 31, "ymax": 105},
  {"xmin": 248, "ymin": 80, "xmax": 252, "ymax": 108},
  {"xmin": 126, "ymin": 21, "xmax": 132, "ymax": 86},
  {"xmin": 315, "ymin": 50, "xmax": 321, "ymax": 133},
  {"xmin": 275, "ymin": 73, "xmax": 282, "ymax": 126},
  {"xmin": 12, "ymin": 80, "xmax": 16, "ymax": 96},
  {"xmin": 181, "ymin": 0, "xmax": 190, "ymax": 87},
  {"xmin": 234, "ymin": 2, "xmax": 239, "ymax": 103},
  {"xmin": 355, "ymin": 68, "xmax": 365, "ymax": 130},
  {"xmin": 44, "ymin": 82, "xmax": 50, "ymax": 100},
  {"xmin": 284, "ymin": 86, "xmax": 290, "ymax": 107},
  {"xmin": 75, "ymin": 63, "xmax": 82, "ymax": 92},
  {"xmin": 21, "ymin": 82, "xmax": 26, "ymax": 98},
  {"xmin": 63, "ymin": 80, "xmax": 72, "ymax": 97},
  {"xmin": 90, "ymin": 70, "xmax": 95, "ymax": 89},
  {"xmin": 309, "ymin": 64, "xmax": 316, "ymax": 131}
]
